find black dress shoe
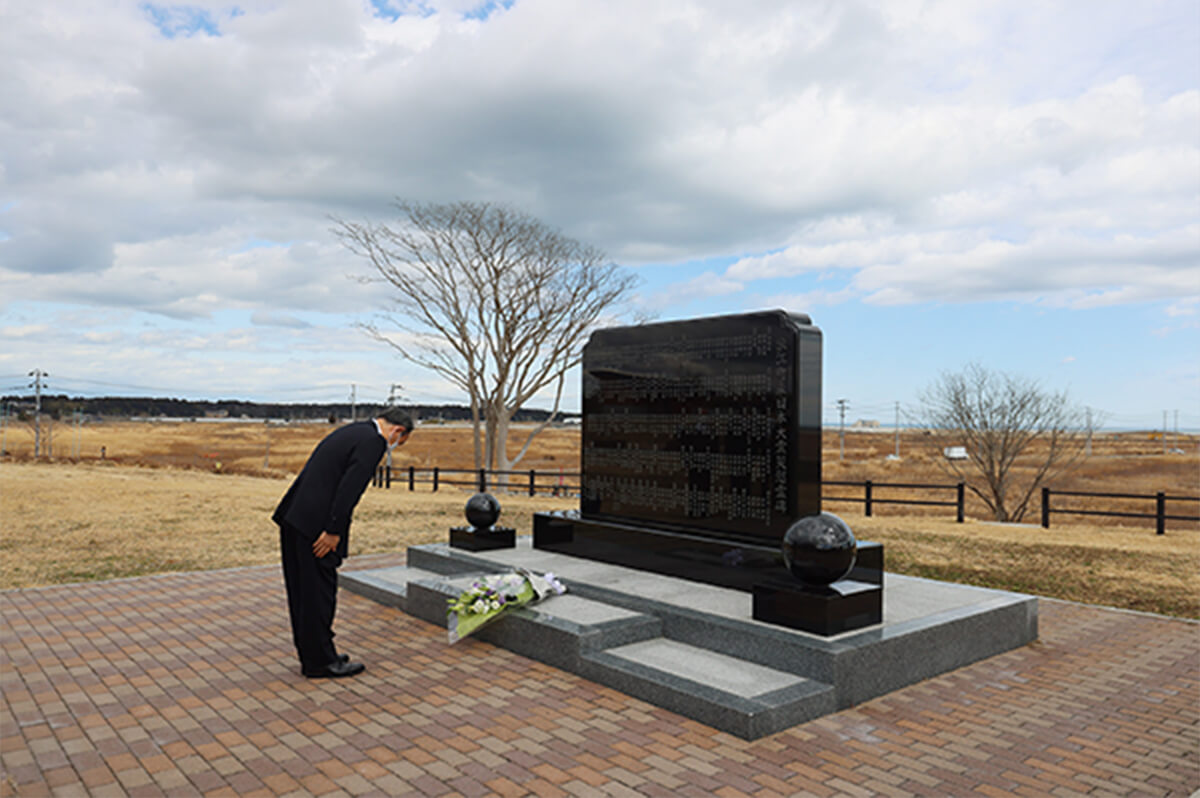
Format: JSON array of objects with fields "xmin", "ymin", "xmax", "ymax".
[
  {"xmin": 303, "ymin": 659, "xmax": 365, "ymax": 679},
  {"xmin": 299, "ymin": 653, "xmax": 348, "ymax": 674}
]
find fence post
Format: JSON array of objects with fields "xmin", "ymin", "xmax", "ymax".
[
  {"xmin": 409, "ymin": 466, "xmax": 415, "ymax": 491},
  {"xmin": 373, "ymin": 467, "xmax": 380, "ymax": 487},
  {"xmin": 432, "ymin": 467, "xmax": 439, "ymax": 492},
  {"xmin": 529, "ymin": 469, "xmax": 536, "ymax": 497},
  {"xmin": 1156, "ymin": 491, "xmax": 1166, "ymax": 535},
  {"xmin": 956, "ymin": 482, "xmax": 965, "ymax": 523},
  {"xmin": 478, "ymin": 468, "xmax": 486, "ymax": 493},
  {"xmin": 864, "ymin": 480, "xmax": 872, "ymax": 517},
  {"xmin": 1041, "ymin": 487, "xmax": 1050, "ymax": 528}
]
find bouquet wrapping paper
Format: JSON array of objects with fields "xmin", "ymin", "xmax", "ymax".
[{"xmin": 446, "ymin": 569, "xmax": 566, "ymax": 643}]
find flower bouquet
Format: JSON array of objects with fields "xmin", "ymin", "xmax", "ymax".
[{"xmin": 446, "ymin": 568, "xmax": 566, "ymax": 644}]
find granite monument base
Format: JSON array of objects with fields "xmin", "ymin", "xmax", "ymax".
[
  {"xmin": 341, "ymin": 537, "xmax": 1038, "ymax": 740},
  {"xmin": 534, "ymin": 510, "xmax": 883, "ymax": 635}
]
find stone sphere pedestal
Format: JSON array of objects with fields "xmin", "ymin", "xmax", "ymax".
[
  {"xmin": 782, "ymin": 511, "xmax": 858, "ymax": 585},
  {"xmin": 450, "ymin": 492, "xmax": 516, "ymax": 551},
  {"xmin": 752, "ymin": 512, "xmax": 883, "ymax": 635}
]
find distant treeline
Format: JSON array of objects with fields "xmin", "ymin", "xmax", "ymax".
[{"xmin": 0, "ymin": 395, "xmax": 574, "ymax": 423}]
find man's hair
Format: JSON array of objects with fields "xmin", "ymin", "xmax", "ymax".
[{"xmin": 379, "ymin": 408, "xmax": 413, "ymax": 432}]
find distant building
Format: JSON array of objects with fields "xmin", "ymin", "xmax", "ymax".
[{"xmin": 852, "ymin": 419, "xmax": 880, "ymax": 429}]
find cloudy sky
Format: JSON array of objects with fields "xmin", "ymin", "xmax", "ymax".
[{"xmin": 2, "ymin": 0, "xmax": 1197, "ymax": 429}]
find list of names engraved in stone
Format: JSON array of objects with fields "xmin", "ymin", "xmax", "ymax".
[{"xmin": 583, "ymin": 321, "xmax": 799, "ymax": 535}]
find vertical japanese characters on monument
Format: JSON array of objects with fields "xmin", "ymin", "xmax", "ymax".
[{"xmin": 581, "ymin": 311, "xmax": 821, "ymax": 545}]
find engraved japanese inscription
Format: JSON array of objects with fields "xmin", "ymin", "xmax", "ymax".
[{"xmin": 580, "ymin": 310, "xmax": 821, "ymax": 546}]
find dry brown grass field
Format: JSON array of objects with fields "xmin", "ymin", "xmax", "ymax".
[
  {"xmin": 2, "ymin": 421, "xmax": 1197, "ymax": 617},
  {"xmin": 0, "ymin": 461, "xmax": 575, "ymax": 590},
  {"xmin": 7, "ymin": 418, "xmax": 1196, "ymax": 527},
  {"xmin": 2, "ymin": 419, "xmax": 580, "ymax": 477}
]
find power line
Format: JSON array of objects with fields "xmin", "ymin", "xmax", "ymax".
[{"xmin": 2, "ymin": 373, "xmax": 405, "ymax": 404}]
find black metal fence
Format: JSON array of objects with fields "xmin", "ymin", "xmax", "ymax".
[
  {"xmin": 374, "ymin": 467, "xmax": 967, "ymax": 520},
  {"xmin": 373, "ymin": 466, "xmax": 580, "ymax": 496},
  {"xmin": 1041, "ymin": 487, "xmax": 1200, "ymax": 534},
  {"xmin": 823, "ymin": 479, "xmax": 966, "ymax": 522},
  {"xmin": 373, "ymin": 467, "xmax": 1198, "ymax": 531}
]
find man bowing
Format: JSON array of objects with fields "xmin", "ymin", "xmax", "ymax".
[{"xmin": 273, "ymin": 408, "xmax": 412, "ymax": 678}]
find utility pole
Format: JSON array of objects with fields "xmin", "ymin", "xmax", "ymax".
[
  {"xmin": 263, "ymin": 419, "xmax": 271, "ymax": 469},
  {"xmin": 73, "ymin": 409, "xmax": 82, "ymax": 458},
  {"xmin": 1085, "ymin": 407, "xmax": 1092, "ymax": 457},
  {"xmin": 385, "ymin": 384, "xmax": 403, "ymax": 472},
  {"xmin": 1174, "ymin": 409, "xmax": 1179, "ymax": 453},
  {"xmin": 893, "ymin": 401, "xmax": 900, "ymax": 459},
  {"xmin": 1, "ymin": 401, "xmax": 9, "ymax": 456},
  {"xmin": 1162, "ymin": 410, "xmax": 1168, "ymax": 455},
  {"xmin": 350, "ymin": 384, "xmax": 357, "ymax": 422},
  {"xmin": 29, "ymin": 369, "xmax": 46, "ymax": 459},
  {"xmin": 837, "ymin": 398, "xmax": 848, "ymax": 461}
]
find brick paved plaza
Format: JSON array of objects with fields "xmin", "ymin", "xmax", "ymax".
[{"xmin": 2, "ymin": 552, "xmax": 1197, "ymax": 797}]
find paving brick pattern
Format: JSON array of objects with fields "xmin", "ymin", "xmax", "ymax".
[{"xmin": 2, "ymin": 552, "xmax": 1197, "ymax": 797}]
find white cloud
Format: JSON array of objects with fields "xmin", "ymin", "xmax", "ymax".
[
  {"xmin": 0, "ymin": 324, "xmax": 50, "ymax": 338},
  {"xmin": 81, "ymin": 330, "xmax": 123, "ymax": 344},
  {"xmin": 251, "ymin": 310, "xmax": 312, "ymax": 328},
  {"xmin": 645, "ymin": 270, "xmax": 744, "ymax": 308},
  {"xmin": 1166, "ymin": 297, "xmax": 1199, "ymax": 317},
  {"xmin": 0, "ymin": 0, "xmax": 1196, "ymax": 408}
]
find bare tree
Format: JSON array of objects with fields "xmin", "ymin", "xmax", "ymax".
[
  {"xmin": 336, "ymin": 200, "xmax": 637, "ymax": 476},
  {"xmin": 915, "ymin": 364, "xmax": 1097, "ymax": 522}
]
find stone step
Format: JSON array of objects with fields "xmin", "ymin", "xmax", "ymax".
[
  {"xmin": 580, "ymin": 639, "xmax": 835, "ymax": 739},
  {"xmin": 339, "ymin": 565, "xmax": 442, "ymax": 611},
  {"xmin": 403, "ymin": 575, "xmax": 662, "ymax": 671},
  {"xmin": 342, "ymin": 562, "xmax": 834, "ymax": 738},
  {"xmin": 340, "ymin": 539, "xmax": 1037, "ymax": 739}
]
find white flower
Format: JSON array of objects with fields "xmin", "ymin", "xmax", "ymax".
[{"xmin": 471, "ymin": 599, "xmax": 487, "ymax": 614}]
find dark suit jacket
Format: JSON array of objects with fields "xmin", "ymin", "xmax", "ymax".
[{"xmin": 273, "ymin": 421, "xmax": 386, "ymax": 565}]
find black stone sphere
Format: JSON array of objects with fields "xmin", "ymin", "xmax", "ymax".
[
  {"xmin": 464, "ymin": 493, "xmax": 501, "ymax": 530},
  {"xmin": 782, "ymin": 512, "xmax": 858, "ymax": 586}
]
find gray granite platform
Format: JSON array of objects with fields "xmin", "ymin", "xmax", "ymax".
[{"xmin": 341, "ymin": 537, "xmax": 1037, "ymax": 739}]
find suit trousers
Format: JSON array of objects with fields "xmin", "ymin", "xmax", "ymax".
[{"xmin": 279, "ymin": 523, "xmax": 339, "ymax": 671}]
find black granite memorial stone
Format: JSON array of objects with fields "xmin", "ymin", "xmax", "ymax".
[
  {"xmin": 533, "ymin": 309, "xmax": 883, "ymax": 634},
  {"xmin": 578, "ymin": 310, "xmax": 821, "ymax": 541}
]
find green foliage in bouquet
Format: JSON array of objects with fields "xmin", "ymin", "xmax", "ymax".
[{"xmin": 446, "ymin": 569, "xmax": 566, "ymax": 643}]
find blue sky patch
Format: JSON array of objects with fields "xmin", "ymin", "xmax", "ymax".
[
  {"xmin": 368, "ymin": 0, "xmax": 511, "ymax": 22},
  {"xmin": 141, "ymin": 3, "xmax": 221, "ymax": 38},
  {"xmin": 463, "ymin": 0, "xmax": 514, "ymax": 21}
]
